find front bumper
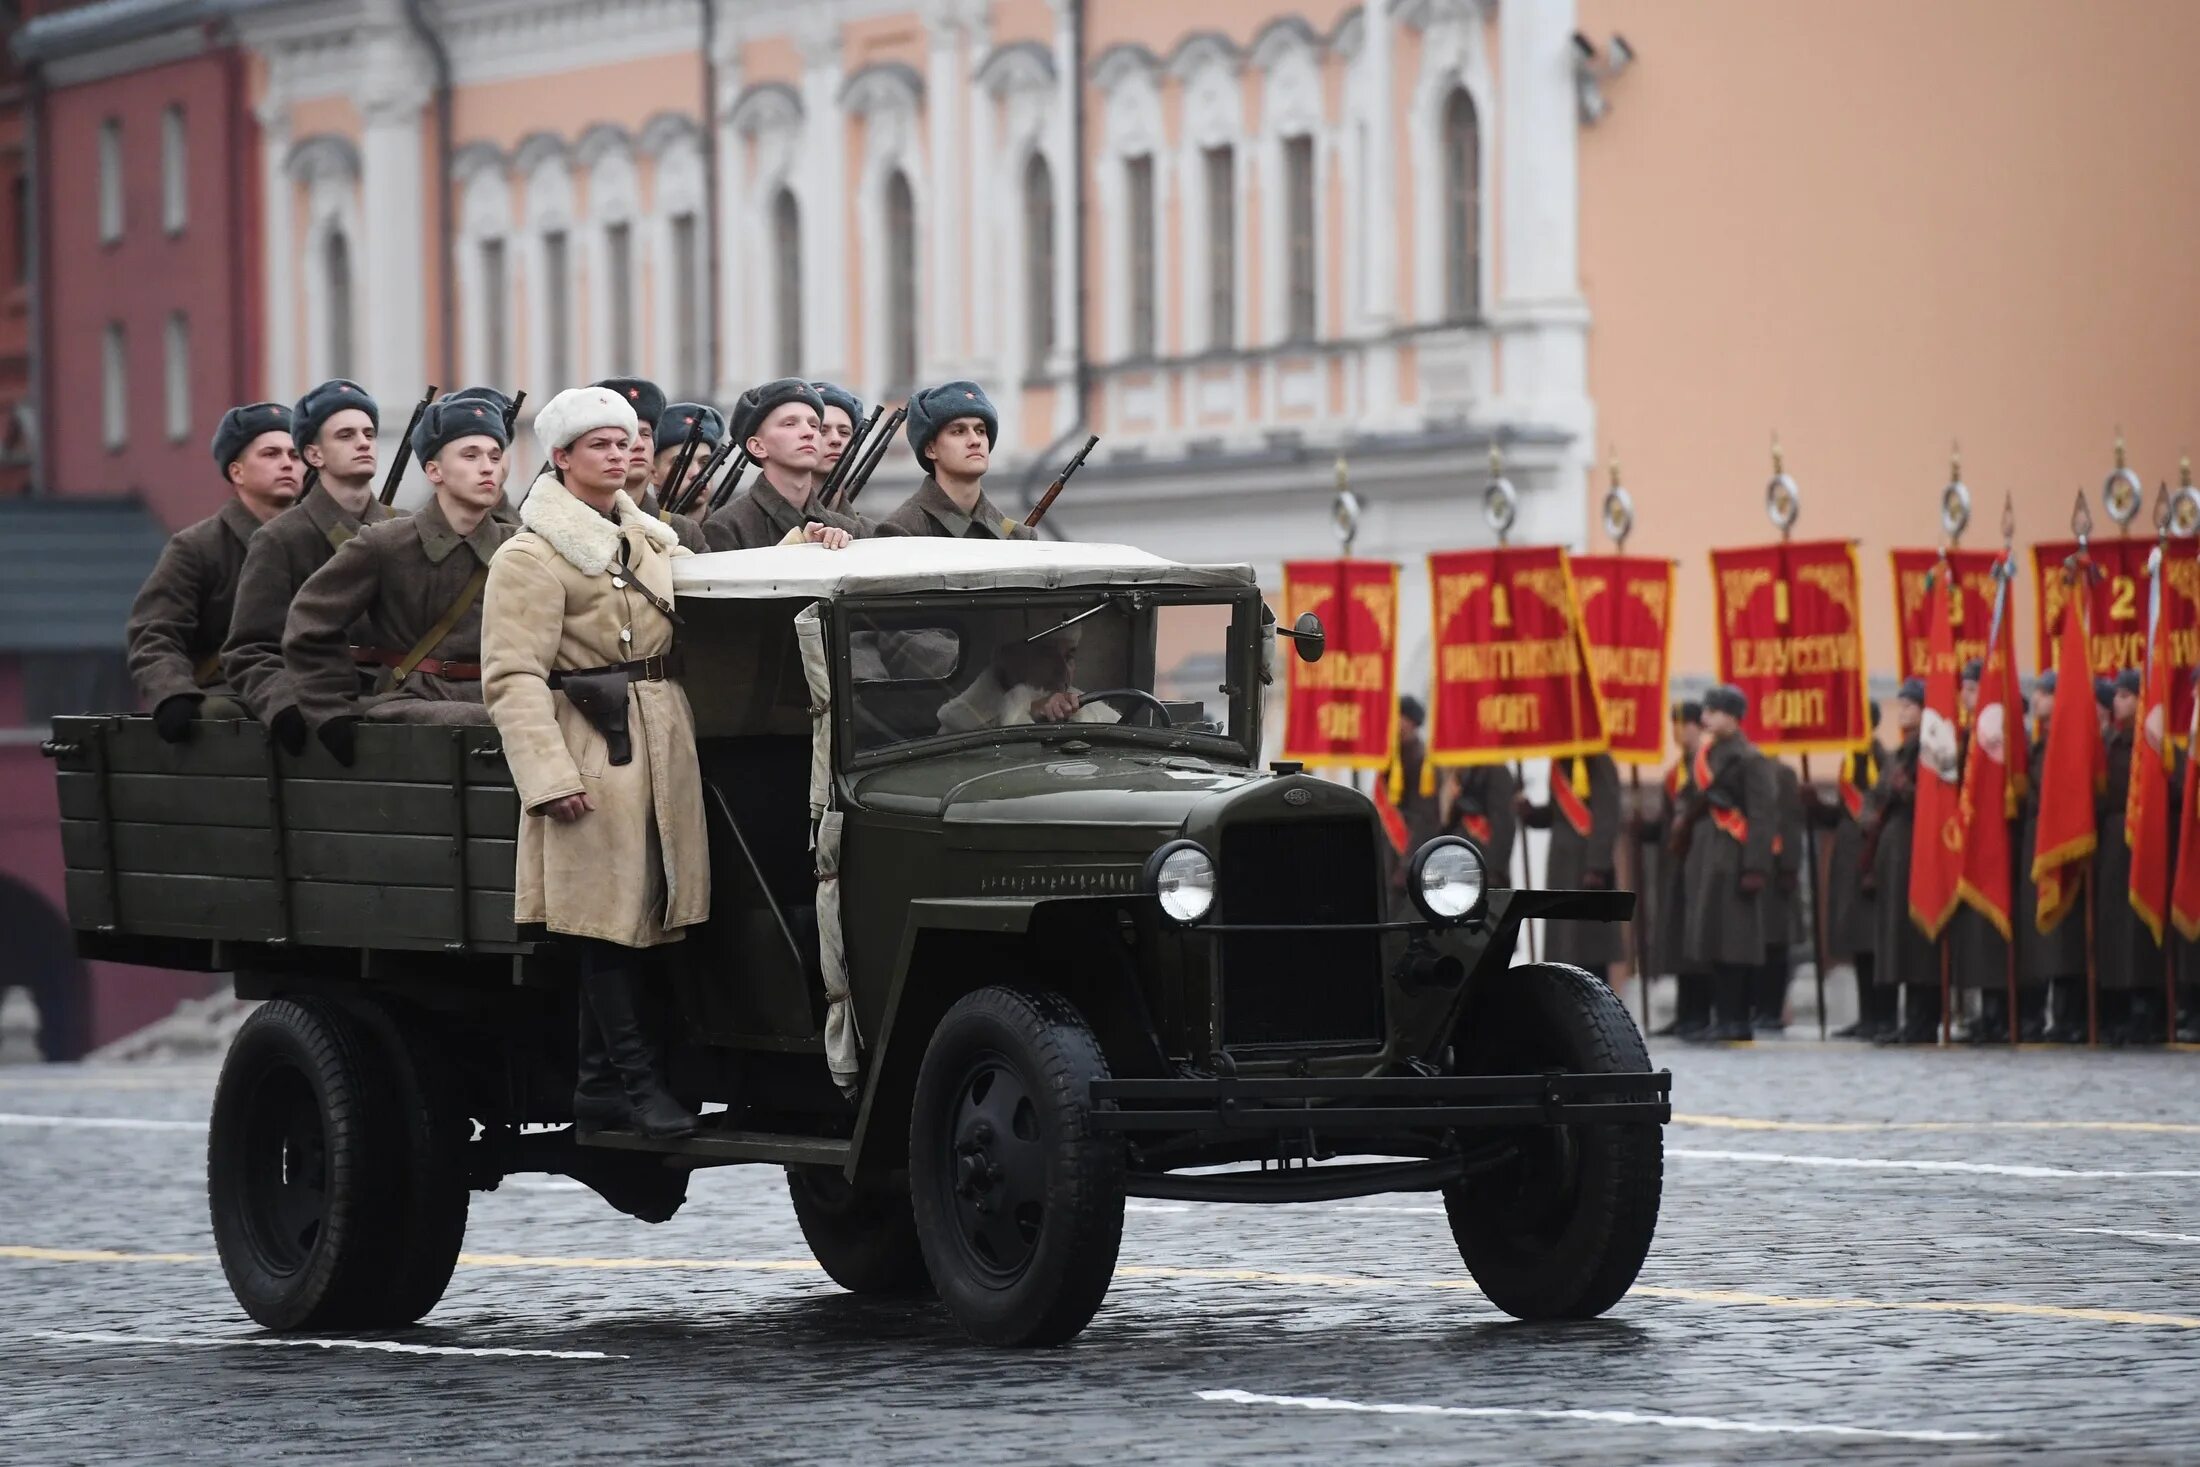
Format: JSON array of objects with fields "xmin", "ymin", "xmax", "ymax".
[{"xmin": 1087, "ymin": 1070, "xmax": 1673, "ymax": 1133}]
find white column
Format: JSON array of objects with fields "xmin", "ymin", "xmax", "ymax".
[
  {"xmin": 257, "ymin": 98, "xmax": 295, "ymax": 399},
  {"xmin": 1047, "ymin": 0, "xmax": 1078, "ymax": 432},
  {"xmin": 800, "ymin": 23, "xmax": 850, "ymax": 387},
  {"xmin": 968, "ymin": 81, "xmax": 997, "ymax": 382},
  {"xmin": 1358, "ymin": 1, "xmax": 1401, "ymax": 422},
  {"xmin": 356, "ymin": 55, "xmax": 430, "ymax": 407},
  {"xmin": 924, "ymin": 11, "xmax": 966, "ymax": 376}
]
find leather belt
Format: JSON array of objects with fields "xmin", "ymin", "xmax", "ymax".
[
  {"xmin": 548, "ymin": 651, "xmax": 683, "ymax": 688},
  {"xmin": 350, "ymin": 647, "xmax": 482, "ymax": 680}
]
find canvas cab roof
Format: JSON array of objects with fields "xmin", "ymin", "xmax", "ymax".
[{"xmin": 670, "ymin": 537, "xmax": 1258, "ymax": 601}]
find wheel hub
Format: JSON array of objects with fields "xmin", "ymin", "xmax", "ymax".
[{"xmin": 939, "ymin": 1056, "xmax": 1047, "ymax": 1281}]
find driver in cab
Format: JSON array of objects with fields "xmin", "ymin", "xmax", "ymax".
[{"xmin": 937, "ymin": 626, "xmax": 1122, "ymax": 733}]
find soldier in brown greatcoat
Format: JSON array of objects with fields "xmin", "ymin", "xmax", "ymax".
[
  {"xmin": 1678, "ymin": 684, "xmax": 1777, "ymax": 1042},
  {"xmin": 221, "ymin": 380, "xmax": 398, "ymax": 750},
  {"xmin": 281, "ymin": 396, "xmax": 515, "ymax": 762},
  {"xmin": 1756, "ymin": 758, "xmax": 1805, "ymax": 1031},
  {"xmin": 2019, "ymin": 671, "xmax": 2090, "ymax": 1041},
  {"xmin": 1947, "ymin": 658, "xmax": 2017, "ymax": 1042},
  {"xmin": 1519, "ymin": 752, "xmax": 1624, "ymax": 978},
  {"xmin": 594, "ymin": 377, "xmax": 710, "ymax": 553},
  {"xmin": 650, "ymin": 402, "xmax": 723, "ymax": 534},
  {"xmin": 1862, "ymin": 678, "xmax": 1941, "ymax": 1043},
  {"xmin": 812, "ymin": 381, "xmax": 866, "ymax": 487},
  {"xmin": 2096, "ymin": 667, "xmax": 2164, "ymax": 1043},
  {"xmin": 126, "ymin": 402, "xmax": 300, "ymax": 741},
  {"xmin": 1443, "ymin": 765, "xmax": 1518, "ymax": 891},
  {"xmin": 1641, "ymin": 701, "xmax": 1711, "ymax": 1037},
  {"xmin": 1808, "ymin": 702, "xmax": 1888, "ymax": 1037},
  {"xmin": 702, "ymin": 379, "xmax": 874, "ymax": 550},
  {"xmin": 879, "ymin": 381, "xmax": 1034, "ymax": 541}
]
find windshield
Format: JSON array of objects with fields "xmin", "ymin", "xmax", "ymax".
[{"xmin": 843, "ymin": 594, "xmax": 1244, "ymax": 756}]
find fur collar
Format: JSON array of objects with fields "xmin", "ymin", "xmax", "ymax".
[{"xmin": 519, "ymin": 473, "xmax": 683, "ymax": 576}]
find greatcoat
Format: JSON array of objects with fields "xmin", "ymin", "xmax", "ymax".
[
  {"xmin": 1814, "ymin": 745, "xmax": 1879, "ymax": 964},
  {"xmin": 2017, "ymin": 735, "xmax": 2086, "ymax": 984},
  {"xmin": 1680, "ymin": 735, "xmax": 1777, "ymax": 971},
  {"xmin": 481, "ymin": 475, "xmax": 710, "ymax": 949},
  {"xmin": 221, "ymin": 482, "xmax": 399, "ymax": 721},
  {"xmin": 1531, "ymin": 753, "xmax": 1624, "ymax": 969},
  {"xmin": 1445, "ymin": 765, "xmax": 1518, "ymax": 891},
  {"xmin": 2094, "ymin": 720, "xmax": 2158, "ymax": 991},
  {"xmin": 700, "ymin": 473, "xmax": 893, "ymax": 552},
  {"xmin": 1865, "ymin": 735, "xmax": 1939, "ymax": 987},
  {"xmin": 126, "ymin": 497, "xmax": 262, "ymax": 707},
  {"xmin": 879, "ymin": 477, "xmax": 1035, "ymax": 540}
]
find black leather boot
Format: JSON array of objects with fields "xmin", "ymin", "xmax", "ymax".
[
  {"xmin": 2176, "ymin": 988, "xmax": 2200, "ymax": 1043},
  {"xmin": 580, "ymin": 952, "xmax": 699, "ymax": 1140},
  {"xmin": 1656, "ymin": 974, "xmax": 1713, "ymax": 1038},
  {"xmin": 2018, "ymin": 988, "xmax": 2048, "ymax": 1041},
  {"xmin": 1700, "ymin": 967, "xmax": 1753, "ymax": 1042},
  {"xmin": 1753, "ymin": 950, "xmax": 1790, "ymax": 1034},
  {"xmin": 2041, "ymin": 978, "xmax": 2086, "ymax": 1042},
  {"xmin": 1878, "ymin": 984, "xmax": 1942, "ymax": 1045},
  {"xmin": 1960, "ymin": 990, "xmax": 2011, "ymax": 1044},
  {"xmin": 573, "ymin": 1002, "xmax": 626, "ymax": 1135}
]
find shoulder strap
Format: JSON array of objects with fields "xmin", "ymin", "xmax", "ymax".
[
  {"xmin": 325, "ymin": 521, "xmax": 358, "ymax": 553},
  {"xmin": 391, "ymin": 565, "xmax": 490, "ymax": 682}
]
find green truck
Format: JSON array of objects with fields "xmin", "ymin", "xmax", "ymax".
[{"xmin": 47, "ymin": 538, "xmax": 1669, "ymax": 1346}]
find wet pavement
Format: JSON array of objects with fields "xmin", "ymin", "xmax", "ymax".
[{"xmin": 4, "ymin": 1037, "xmax": 2198, "ymax": 1464}]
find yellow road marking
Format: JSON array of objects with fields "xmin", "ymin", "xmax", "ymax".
[
  {"xmin": 1674, "ymin": 1114, "xmax": 2200, "ymax": 1135},
  {"xmin": 8, "ymin": 1244, "xmax": 2198, "ymax": 1330}
]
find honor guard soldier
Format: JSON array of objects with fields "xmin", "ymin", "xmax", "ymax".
[
  {"xmin": 222, "ymin": 379, "xmax": 397, "ymax": 751},
  {"xmin": 882, "ymin": 380, "xmax": 1033, "ymax": 540},
  {"xmin": 1758, "ymin": 758, "xmax": 1805, "ymax": 1031},
  {"xmin": 2019, "ymin": 671, "xmax": 2089, "ymax": 1041},
  {"xmin": 702, "ymin": 378, "xmax": 868, "ymax": 550},
  {"xmin": 1678, "ymin": 684, "xmax": 1777, "ymax": 1042},
  {"xmin": 482, "ymin": 386, "xmax": 712, "ymax": 1141},
  {"xmin": 1861, "ymin": 678, "xmax": 1939, "ymax": 1043},
  {"xmin": 1519, "ymin": 752, "xmax": 1623, "ymax": 980},
  {"xmin": 812, "ymin": 381, "xmax": 865, "ymax": 486},
  {"xmin": 2177, "ymin": 670, "xmax": 2200, "ymax": 1043},
  {"xmin": 1443, "ymin": 765, "xmax": 1518, "ymax": 893},
  {"xmin": 1949, "ymin": 657, "xmax": 2014, "ymax": 1041},
  {"xmin": 281, "ymin": 395, "xmax": 515, "ymax": 762},
  {"xmin": 652, "ymin": 403, "xmax": 723, "ymax": 514},
  {"xmin": 595, "ymin": 376, "xmax": 665, "ymax": 507},
  {"xmin": 1383, "ymin": 698, "xmax": 1442, "ymax": 915},
  {"xmin": 127, "ymin": 402, "xmax": 301, "ymax": 741},
  {"xmin": 2097, "ymin": 667, "xmax": 2164, "ymax": 1043},
  {"xmin": 444, "ymin": 386, "xmax": 521, "ymax": 522},
  {"xmin": 1644, "ymin": 702, "xmax": 1711, "ymax": 1037},
  {"xmin": 1809, "ymin": 702, "xmax": 1887, "ymax": 1037}
]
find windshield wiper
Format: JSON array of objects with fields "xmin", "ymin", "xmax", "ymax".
[{"xmin": 1023, "ymin": 598, "xmax": 1120, "ymax": 644}]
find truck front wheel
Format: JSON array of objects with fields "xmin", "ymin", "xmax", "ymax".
[
  {"xmin": 908, "ymin": 986, "xmax": 1125, "ymax": 1346},
  {"xmin": 1443, "ymin": 962, "xmax": 1664, "ymax": 1321}
]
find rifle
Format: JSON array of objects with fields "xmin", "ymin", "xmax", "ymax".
[
  {"xmin": 821, "ymin": 405, "xmax": 883, "ymax": 509},
  {"xmin": 704, "ymin": 450, "xmax": 754, "ymax": 517},
  {"xmin": 670, "ymin": 434, "xmax": 739, "ymax": 518},
  {"xmin": 378, "ymin": 385, "xmax": 439, "ymax": 506},
  {"xmin": 501, "ymin": 389, "xmax": 527, "ymax": 440},
  {"xmin": 838, "ymin": 406, "xmax": 907, "ymax": 509},
  {"xmin": 1022, "ymin": 434, "xmax": 1100, "ymax": 529},
  {"xmin": 658, "ymin": 430, "xmax": 704, "ymax": 519}
]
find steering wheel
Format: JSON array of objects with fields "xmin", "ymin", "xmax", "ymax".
[{"xmin": 1074, "ymin": 687, "xmax": 1172, "ymax": 727}]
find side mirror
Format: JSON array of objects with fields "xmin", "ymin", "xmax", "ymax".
[{"xmin": 1284, "ymin": 611, "xmax": 1325, "ymax": 664}]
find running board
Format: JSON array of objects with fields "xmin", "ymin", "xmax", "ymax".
[{"xmin": 579, "ymin": 1127, "xmax": 850, "ymax": 1168}]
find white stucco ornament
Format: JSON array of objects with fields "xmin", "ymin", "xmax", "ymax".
[{"xmin": 1919, "ymin": 707, "xmax": 1962, "ymax": 784}]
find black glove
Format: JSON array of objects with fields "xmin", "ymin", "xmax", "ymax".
[
  {"xmin": 151, "ymin": 694, "xmax": 202, "ymax": 744},
  {"xmin": 270, "ymin": 705, "xmax": 309, "ymax": 756},
  {"xmin": 318, "ymin": 716, "xmax": 362, "ymax": 767}
]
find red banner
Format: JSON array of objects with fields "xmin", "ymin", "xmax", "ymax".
[
  {"xmin": 2034, "ymin": 537, "xmax": 2200, "ymax": 746},
  {"xmin": 1908, "ymin": 560, "xmax": 1964, "ymax": 938},
  {"xmin": 1427, "ymin": 545, "xmax": 1607, "ymax": 766},
  {"xmin": 1890, "ymin": 548, "xmax": 2003, "ymax": 682},
  {"xmin": 1957, "ymin": 563, "xmax": 2026, "ymax": 939},
  {"xmin": 1569, "ymin": 555, "xmax": 1675, "ymax": 766},
  {"xmin": 1706, "ymin": 539, "xmax": 1871, "ymax": 754},
  {"xmin": 1281, "ymin": 559, "xmax": 1398, "ymax": 769}
]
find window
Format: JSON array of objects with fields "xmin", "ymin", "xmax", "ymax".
[
  {"xmin": 670, "ymin": 211, "xmax": 701, "ymax": 394},
  {"xmin": 542, "ymin": 228, "xmax": 571, "ymax": 384},
  {"xmin": 164, "ymin": 313, "xmax": 190, "ymax": 442},
  {"xmin": 884, "ymin": 169, "xmax": 918, "ymax": 394},
  {"xmin": 605, "ymin": 220, "xmax": 634, "ymax": 370},
  {"xmin": 1283, "ymin": 136, "xmax": 1317, "ymax": 342},
  {"xmin": 1022, "ymin": 152, "xmax": 1055, "ymax": 372},
  {"xmin": 324, "ymin": 229, "xmax": 354, "ymax": 377},
  {"xmin": 1442, "ymin": 87, "xmax": 1481, "ymax": 321},
  {"xmin": 1203, "ymin": 145, "xmax": 1235, "ymax": 350},
  {"xmin": 1127, "ymin": 154, "xmax": 1155, "ymax": 359},
  {"xmin": 98, "ymin": 120, "xmax": 122, "ymax": 243},
  {"xmin": 161, "ymin": 106, "xmax": 186, "ymax": 235},
  {"xmin": 772, "ymin": 187, "xmax": 802, "ymax": 377},
  {"xmin": 101, "ymin": 323, "xmax": 126, "ymax": 450},
  {"xmin": 480, "ymin": 238, "xmax": 509, "ymax": 385}
]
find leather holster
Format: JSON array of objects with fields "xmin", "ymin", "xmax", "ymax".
[{"xmin": 561, "ymin": 669, "xmax": 634, "ymax": 766}]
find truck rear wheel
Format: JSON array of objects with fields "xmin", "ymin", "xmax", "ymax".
[
  {"xmin": 785, "ymin": 1166, "xmax": 931, "ymax": 1296},
  {"xmin": 1443, "ymin": 962, "xmax": 1663, "ymax": 1321},
  {"xmin": 207, "ymin": 998, "xmax": 401, "ymax": 1330},
  {"xmin": 908, "ymin": 986, "xmax": 1124, "ymax": 1346},
  {"xmin": 348, "ymin": 1022, "xmax": 471, "ymax": 1328}
]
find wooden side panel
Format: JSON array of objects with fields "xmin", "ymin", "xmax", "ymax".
[{"xmin": 66, "ymin": 869, "xmax": 284, "ymax": 940}]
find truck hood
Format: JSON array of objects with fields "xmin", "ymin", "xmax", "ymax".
[{"xmin": 849, "ymin": 744, "xmax": 1262, "ymax": 831}]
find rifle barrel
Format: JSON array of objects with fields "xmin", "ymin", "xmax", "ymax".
[
  {"xmin": 671, "ymin": 435, "xmax": 735, "ymax": 518},
  {"xmin": 501, "ymin": 389, "xmax": 527, "ymax": 439},
  {"xmin": 823, "ymin": 405, "xmax": 884, "ymax": 508},
  {"xmin": 379, "ymin": 386, "xmax": 439, "ymax": 506},
  {"xmin": 841, "ymin": 406, "xmax": 906, "ymax": 509},
  {"xmin": 706, "ymin": 451, "xmax": 753, "ymax": 516},
  {"xmin": 660, "ymin": 432, "xmax": 704, "ymax": 517},
  {"xmin": 1023, "ymin": 434, "xmax": 1101, "ymax": 528}
]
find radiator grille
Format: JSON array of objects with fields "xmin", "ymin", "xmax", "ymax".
[{"xmin": 1215, "ymin": 818, "xmax": 1384, "ymax": 1050}]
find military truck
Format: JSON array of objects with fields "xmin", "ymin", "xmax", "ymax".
[{"xmin": 47, "ymin": 538, "xmax": 1669, "ymax": 1347}]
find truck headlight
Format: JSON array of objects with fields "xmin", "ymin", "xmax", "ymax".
[
  {"xmin": 1409, "ymin": 837, "xmax": 1486, "ymax": 925},
  {"xmin": 1145, "ymin": 840, "xmax": 1215, "ymax": 924}
]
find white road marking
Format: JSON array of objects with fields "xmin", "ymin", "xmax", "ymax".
[
  {"xmin": 40, "ymin": 1330, "xmax": 623, "ymax": 1361},
  {"xmin": 1670, "ymin": 1147, "xmax": 2200, "ymax": 1181},
  {"xmin": 2061, "ymin": 1226, "xmax": 2200, "ymax": 1246},
  {"xmin": 1197, "ymin": 1388, "xmax": 2001, "ymax": 1444},
  {"xmin": 0, "ymin": 1112, "xmax": 205, "ymax": 1132}
]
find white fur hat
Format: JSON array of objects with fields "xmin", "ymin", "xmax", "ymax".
[{"xmin": 533, "ymin": 385, "xmax": 639, "ymax": 451}]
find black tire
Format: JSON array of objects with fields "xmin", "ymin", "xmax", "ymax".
[
  {"xmin": 908, "ymin": 986, "xmax": 1125, "ymax": 1346},
  {"xmin": 347, "ymin": 1022, "xmax": 471, "ymax": 1328},
  {"xmin": 785, "ymin": 1166, "xmax": 932, "ymax": 1296},
  {"xmin": 1444, "ymin": 962, "xmax": 1663, "ymax": 1321},
  {"xmin": 207, "ymin": 998, "xmax": 402, "ymax": 1330}
]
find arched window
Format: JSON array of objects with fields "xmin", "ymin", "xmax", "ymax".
[
  {"xmin": 324, "ymin": 228, "xmax": 354, "ymax": 377},
  {"xmin": 884, "ymin": 169, "xmax": 917, "ymax": 394},
  {"xmin": 773, "ymin": 186, "xmax": 803, "ymax": 377},
  {"xmin": 1442, "ymin": 87, "xmax": 1480, "ymax": 322},
  {"xmin": 1022, "ymin": 152, "xmax": 1055, "ymax": 371}
]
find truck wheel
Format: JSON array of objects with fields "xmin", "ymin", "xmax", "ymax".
[
  {"xmin": 348, "ymin": 1023, "xmax": 471, "ymax": 1328},
  {"xmin": 1444, "ymin": 962, "xmax": 1663, "ymax": 1321},
  {"xmin": 785, "ymin": 1166, "xmax": 931, "ymax": 1296},
  {"xmin": 908, "ymin": 986, "xmax": 1125, "ymax": 1346},
  {"xmin": 207, "ymin": 998, "xmax": 401, "ymax": 1330}
]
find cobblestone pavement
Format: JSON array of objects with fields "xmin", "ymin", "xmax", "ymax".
[{"xmin": 4, "ymin": 1037, "xmax": 2198, "ymax": 1464}]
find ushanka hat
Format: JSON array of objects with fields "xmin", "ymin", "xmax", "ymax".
[
  {"xmin": 812, "ymin": 380, "xmax": 866, "ymax": 426},
  {"xmin": 292, "ymin": 379, "xmax": 379, "ymax": 449},
  {"xmin": 533, "ymin": 385, "xmax": 639, "ymax": 452},
  {"xmin": 1702, "ymin": 684, "xmax": 1748, "ymax": 719},
  {"xmin": 1897, "ymin": 676, "xmax": 1927, "ymax": 705},
  {"xmin": 2115, "ymin": 667, "xmax": 2143, "ymax": 696},
  {"xmin": 1961, "ymin": 657, "xmax": 1985, "ymax": 682},
  {"xmin": 592, "ymin": 377, "xmax": 666, "ymax": 431},
  {"xmin": 1673, "ymin": 699, "xmax": 1703, "ymax": 725},
  {"xmin": 211, "ymin": 401, "xmax": 293, "ymax": 473},
  {"xmin": 411, "ymin": 395, "xmax": 511, "ymax": 461},
  {"xmin": 735, "ymin": 378, "xmax": 826, "ymax": 446},
  {"xmin": 656, "ymin": 403, "xmax": 725, "ymax": 455},
  {"xmin": 445, "ymin": 385, "xmax": 513, "ymax": 423},
  {"xmin": 905, "ymin": 380, "xmax": 998, "ymax": 471}
]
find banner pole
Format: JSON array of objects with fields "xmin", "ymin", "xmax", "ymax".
[
  {"xmin": 1802, "ymin": 752, "xmax": 1829, "ymax": 1040},
  {"xmin": 2085, "ymin": 873, "xmax": 2100, "ymax": 1046}
]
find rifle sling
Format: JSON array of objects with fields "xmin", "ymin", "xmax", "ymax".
[{"xmin": 390, "ymin": 565, "xmax": 490, "ymax": 683}]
